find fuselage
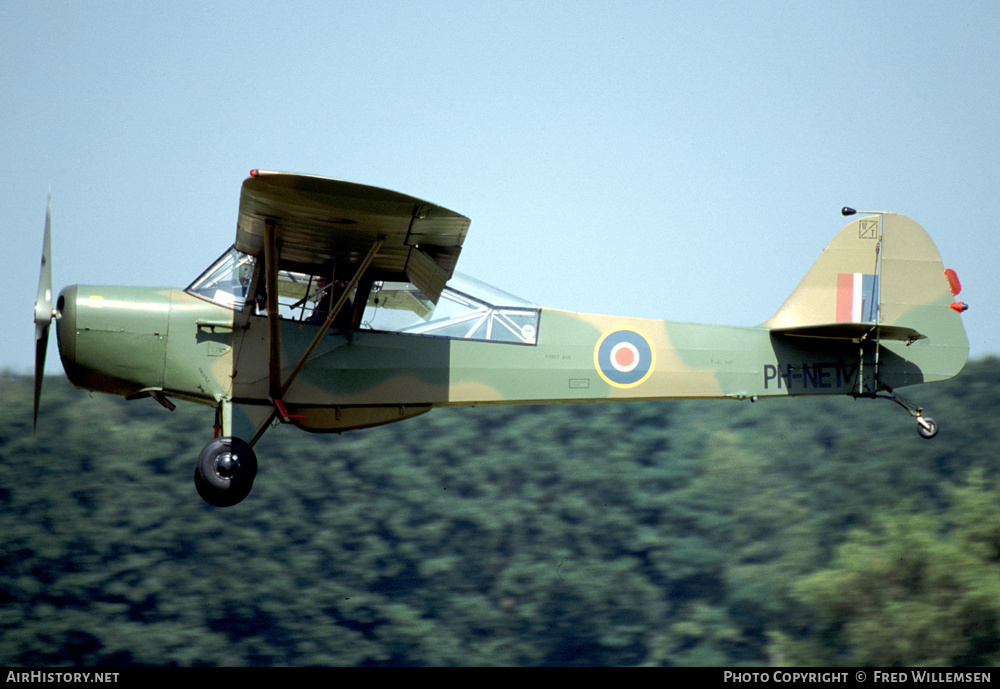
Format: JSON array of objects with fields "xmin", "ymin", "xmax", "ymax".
[{"xmin": 54, "ymin": 281, "xmax": 930, "ymax": 434}]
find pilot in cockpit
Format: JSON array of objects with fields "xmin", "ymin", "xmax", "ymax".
[{"xmin": 307, "ymin": 275, "xmax": 353, "ymax": 328}]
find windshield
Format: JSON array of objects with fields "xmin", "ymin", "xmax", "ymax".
[{"xmin": 186, "ymin": 247, "xmax": 256, "ymax": 309}]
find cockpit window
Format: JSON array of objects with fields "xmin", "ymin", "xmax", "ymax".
[
  {"xmin": 265, "ymin": 269, "xmax": 357, "ymax": 325},
  {"xmin": 187, "ymin": 250, "xmax": 540, "ymax": 344},
  {"xmin": 186, "ymin": 247, "xmax": 256, "ymax": 309},
  {"xmin": 361, "ymin": 273, "xmax": 539, "ymax": 345},
  {"xmin": 185, "ymin": 247, "xmax": 351, "ymax": 323}
]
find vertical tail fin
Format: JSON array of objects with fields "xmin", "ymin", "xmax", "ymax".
[{"xmin": 763, "ymin": 212, "xmax": 968, "ymax": 386}]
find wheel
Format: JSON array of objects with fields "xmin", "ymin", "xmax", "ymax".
[
  {"xmin": 194, "ymin": 437, "xmax": 258, "ymax": 507},
  {"xmin": 916, "ymin": 417, "xmax": 939, "ymax": 440},
  {"xmin": 195, "ymin": 437, "xmax": 257, "ymax": 506}
]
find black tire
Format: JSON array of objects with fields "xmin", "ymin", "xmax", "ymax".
[
  {"xmin": 917, "ymin": 417, "xmax": 939, "ymax": 440},
  {"xmin": 194, "ymin": 437, "xmax": 258, "ymax": 507}
]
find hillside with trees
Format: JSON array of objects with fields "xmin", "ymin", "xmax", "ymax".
[{"xmin": 2, "ymin": 357, "xmax": 999, "ymax": 666}]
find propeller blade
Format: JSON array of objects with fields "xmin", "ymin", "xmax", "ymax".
[
  {"xmin": 33, "ymin": 195, "xmax": 53, "ymax": 430},
  {"xmin": 33, "ymin": 326, "xmax": 49, "ymax": 431}
]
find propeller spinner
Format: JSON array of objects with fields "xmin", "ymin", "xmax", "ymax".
[{"xmin": 33, "ymin": 195, "xmax": 55, "ymax": 429}]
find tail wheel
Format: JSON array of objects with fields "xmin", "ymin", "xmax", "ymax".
[
  {"xmin": 195, "ymin": 437, "xmax": 258, "ymax": 507},
  {"xmin": 917, "ymin": 417, "xmax": 939, "ymax": 440}
]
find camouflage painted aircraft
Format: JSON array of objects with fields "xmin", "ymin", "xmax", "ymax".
[{"xmin": 33, "ymin": 171, "xmax": 970, "ymax": 506}]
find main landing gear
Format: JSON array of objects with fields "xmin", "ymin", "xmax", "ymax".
[{"xmin": 194, "ymin": 437, "xmax": 258, "ymax": 507}]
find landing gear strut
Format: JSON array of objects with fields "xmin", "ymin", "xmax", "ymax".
[
  {"xmin": 878, "ymin": 389, "xmax": 939, "ymax": 440},
  {"xmin": 194, "ymin": 437, "xmax": 258, "ymax": 507}
]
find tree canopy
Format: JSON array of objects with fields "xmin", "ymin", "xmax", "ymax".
[{"xmin": 2, "ymin": 358, "xmax": 999, "ymax": 666}]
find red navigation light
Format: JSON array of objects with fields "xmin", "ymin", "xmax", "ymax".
[
  {"xmin": 250, "ymin": 169, "xmax": 259, "ymax": 177},
  {"xmin": 944, "ymin": 268, "xmax": 961, "ymax": 296}
]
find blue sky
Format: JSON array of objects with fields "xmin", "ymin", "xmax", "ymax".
[{"xmin": 4, "ymin": 1, "xmax": 997, "ymax": 375}]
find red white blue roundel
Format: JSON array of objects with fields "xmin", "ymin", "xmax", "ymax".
[{"xmin": 594, "ymin": 329, "xmax": 655, "ymax": 388}]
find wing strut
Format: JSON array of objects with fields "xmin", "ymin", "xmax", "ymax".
[
  {"xmin": 264, "ymin": 222, "xmax": 282, "ymax": 401},
  {"xmin": 273, "ymin": 237, "xmax": 385, "ymax": 403}
]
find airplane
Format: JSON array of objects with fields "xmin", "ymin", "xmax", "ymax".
[{"xmin": 32, "ymin": 170, "xmax": 970, "ymax": 507}]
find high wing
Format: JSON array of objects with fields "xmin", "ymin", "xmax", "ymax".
[
  {"xmin": 233, "ymin": 170, "xmax": 471, "ymax": 414},
  {"xmin": 235, "ymin": 170, "xmax": 470, "ymax": 303}
]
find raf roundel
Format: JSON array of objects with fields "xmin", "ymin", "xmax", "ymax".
[{"xmin": 594, "ymin": 329, "xmax": 655, "ymax": 388}]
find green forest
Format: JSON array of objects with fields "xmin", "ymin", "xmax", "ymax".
[{"xmin": 2, "ymin": 358, "xmax": 1000, "ymax": 666}]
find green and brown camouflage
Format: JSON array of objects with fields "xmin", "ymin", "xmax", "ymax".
[{"xmin": 39, "ymin": 172, "xmax": 969, "ymax": 505}]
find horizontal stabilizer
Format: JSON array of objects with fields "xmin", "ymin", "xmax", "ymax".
[{"xmin": 770, "ymin": 322, "xmax": 926, "ymax": 342}]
